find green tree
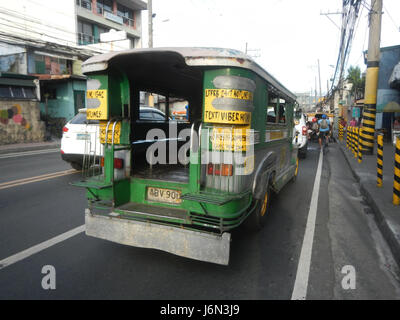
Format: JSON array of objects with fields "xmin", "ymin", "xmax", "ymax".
[{"xmin": 346, "ymin": 65, "xmax": 365, "ymax": 100}]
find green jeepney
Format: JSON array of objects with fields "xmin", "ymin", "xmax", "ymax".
[{"xmin": 77, "ymin": 48, "xmax": 298, "ymax": 265}]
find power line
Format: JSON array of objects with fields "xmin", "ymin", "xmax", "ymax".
[{"xmin": 383, "ymin": 3, "xmax": 400, "ymax": 32}]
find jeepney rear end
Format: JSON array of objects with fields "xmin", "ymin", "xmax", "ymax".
[{"xmin": 75, "ymin": 48, "xmax": 298, "ymax": 265}]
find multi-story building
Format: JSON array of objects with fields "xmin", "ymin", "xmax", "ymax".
[
  {"xmin": 76, "ymin": 0, "xmax": 146, "ymax": 51},
  {"xmin": 0, "ymin": 0, "xmax": 147, "ymax": 144},
  {"xmin": 294, "ymin": 92, "xmax": 315, "ymax": 113}
]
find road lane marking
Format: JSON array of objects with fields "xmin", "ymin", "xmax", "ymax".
[
  {"xmin": 291, "ymin": 148, "xmax": 324, "ymax": 300},
  {"xmin": 0, "ymin": 169, "xmax": 77, "ymax": 190},
  {"xmin": 0, "ymin": 149, "xmax": 60, "ymax": 159},
  {"xmin": 0, "ymin": 225, "xmax": 85, "ymax": 270}
]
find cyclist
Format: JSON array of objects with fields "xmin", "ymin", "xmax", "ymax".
[{"xmin": 318, "ymin": 114, "xmax": 331, "ymax": 148}]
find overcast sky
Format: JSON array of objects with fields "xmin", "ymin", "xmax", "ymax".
[{"xmin": 141, "ymin": 0, "xmax": 400, "ymax": 95}]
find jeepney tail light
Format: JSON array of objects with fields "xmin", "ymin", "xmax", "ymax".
[
  {"xmin": 207, "ymin": 163, "xmax": 233, "ymax": 176},
  {"xmin": 302, "ymin": 126, "xmax": 307, "ymax": 135},
  {"xmin": 100, "ymin": 157, "xmax": 123, "ymax": 169},
  {"xmin": 114, "ymin": 158, "xmax": 124, "ymax": 169}
]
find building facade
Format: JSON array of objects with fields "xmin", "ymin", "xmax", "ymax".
[{"xmin": 0, "ymin": 0, "xmax": 147, "ymax": 144}]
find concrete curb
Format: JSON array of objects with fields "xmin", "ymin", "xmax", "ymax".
[{"xmin": 339, "ymin": 144, "xmax": 400, "ymax": 267}]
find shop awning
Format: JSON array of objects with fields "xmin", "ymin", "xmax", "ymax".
[{"xmin": 382, "ymin": 101, "xmax": 400, "ymax": 112}]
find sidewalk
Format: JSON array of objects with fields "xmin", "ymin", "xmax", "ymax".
[
  {"xmin": 0, "ymin": 139, "xmax": 60, "ymax": 155},
  {"xmin": 338, "ymin": 138, "xmax": 400, "ymax": 266}
]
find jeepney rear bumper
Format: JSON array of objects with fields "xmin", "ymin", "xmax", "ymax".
[{"xmin": 85, "ymin": 209, "xmax": 231, "ymax": 265}]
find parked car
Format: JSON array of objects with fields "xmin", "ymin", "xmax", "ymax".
[
  {"xmin": 293, "ymin": 112, "xmax": 308, "ymax": 158},
  {"xmin": 61, "ymin": 108, "xmax": 102, "ymax": 170},
  {"xmin": 61, "ymin": 107, "xmax": 169, "ymax": 170}
]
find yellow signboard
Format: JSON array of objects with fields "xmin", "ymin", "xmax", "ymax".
[
  {"xmin": 204, "ymin": 89, "xmax": 252, "ymax": 124},
  {"xmin": 87, "ymin": 90, "xmax": 108, "ymax": 120},
  {"xmin": 210, "ymin": 127, "xmax": 250, "ymax": 151},
  {"xmin": 99, "ymin": 121, "xmax": 121, "ymax": 144}
]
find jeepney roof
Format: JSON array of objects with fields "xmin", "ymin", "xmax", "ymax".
[{"xmin": 82, "ymin": 47, "xmax": 296, "ymax": 102}]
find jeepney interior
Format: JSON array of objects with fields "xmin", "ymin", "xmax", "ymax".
[{"xmin": 108, "ymin": 51, "xmax": 204, "ymax": 182}]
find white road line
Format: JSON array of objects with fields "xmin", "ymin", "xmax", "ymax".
[
  {"xmin": 291, "ymin": 149, "xmax": 324, "ymax": 300},
  {"xmin": 0, "ymin": 149, "xmax": 59, "ymax": 159},
  {"xmin": 0, "ymin": 225, "xmax": 85, "ymax": 270}
]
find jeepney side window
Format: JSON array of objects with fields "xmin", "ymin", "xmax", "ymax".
[
  {"xmin": 266, "ymin": 106, "xmax": 276, "ymax": 123},
  {"xmin": 278, "ymin": 104, "xmax": 286, "ymax": 124}
]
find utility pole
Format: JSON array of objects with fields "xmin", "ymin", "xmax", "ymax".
[
  {"xmin": 315, "ymin": 77, "xmax": 318, "ymax": 110},
  {"xmin": 318, "ymin": 59, "xmax": 322, "ymax": 99},
  {"xmin": 148, "ymin": 0, "xmax": 153, "ymax": 48},
  {"xmin": 360, "ymin": 0, "xmax": 382, "ymax": 155}
]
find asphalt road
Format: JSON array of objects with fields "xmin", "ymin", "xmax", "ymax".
[{"xmin": 0, "ymin": 143, "xmax": 399, "ymax": 299}]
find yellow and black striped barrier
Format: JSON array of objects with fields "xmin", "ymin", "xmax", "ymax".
[
  {"xmin": 339, "ymin": 124, "xmax": 344, "ymax": 141},
  {"xmin": 358, "ymin": 128, "xmax": 363, "ymax": 163},
  {"xmin": 393, "ymin": 135, "xmax": 400, "ymax": 205},
  {"xmin": 360, "ymin": 107, "xmax": 376, "ymax": 155},
  {"xmin": 346, "ymin": 126, "xmax": 350, "ymax": 149},
  {"xmin": 351, "ymin": 127, "xmax": 356, "ymax": 156},
  {"xmin": 349, "ymin": 126, "xmax": 352, "ymax": 151},
  {"xmin": 354, "ymin": 127, "xmax": 359, "ymax": 158},
  {"xmin": 377, "ymin": 133, "xmax": 383, "ymax": 187}
]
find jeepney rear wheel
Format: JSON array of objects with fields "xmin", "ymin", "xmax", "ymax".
[{"xmin": 245, "ymin": 184, "xmax": 272, "ymax": 231}]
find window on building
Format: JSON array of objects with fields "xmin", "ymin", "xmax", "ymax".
[
  {"xmin": 0, "ymin": 86, "xmax": 11, "ymax": 98},
  {"xmin": 76, "ymin": 0, "xmax": 91, "ymax": 10},
  {"xmin": 128, "ymin": 36, "xmax": 136, "ymax": 49},
  {"xmin": 96, "ymin": 25, "xmax": 110, "ymax": 43},
  {"xmin": 23, "ymin": 87, "xmax": 36, "ymax": 99},
  {"xmin": 97, "ymin": 0, "xmax": 113, "ymax": 14},
  {"xmin": 117, "ymin": 4, "xmax": 134, "ymax": 26},
  {"xmin": 78, "ymin": 20, "xmax": 94, "ymax": 45},
  {"xmin": 0, "ymin": 85, "xmax": 37, "ymax": 99},
  {"xmin": 33, "ymin": 54, "xmax": 68, "ymax": 75}
]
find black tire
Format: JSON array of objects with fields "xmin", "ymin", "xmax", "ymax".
[
  {"xmin": 299, "ymin": 145, "xmax": 307, "ymax": 158},
  {"xmin": 245, "ymin": 185, "xmax": 272, "ymax": 231},
  {"xmin": 70, "ymin": 162, "xmax": 82, "ymax": 171}
]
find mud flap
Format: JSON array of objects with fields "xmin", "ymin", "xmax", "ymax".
[{"xmin": 85, "ymin": 210, "xmax": 231, "ymax": 265}]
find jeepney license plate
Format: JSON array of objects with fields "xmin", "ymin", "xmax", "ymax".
[{"xmin": 147, "ymin": 187, "xmax": 182, "ymax": 204}]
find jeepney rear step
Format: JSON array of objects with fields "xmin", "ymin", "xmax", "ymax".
[
  {"xmin": 117, "ymin": 202, "xmax": 189, "ymax": 223},
  {"xmin": 85, "ymin": 210, "xmax": 231, "ymax": 265},
  {"xmin": 181, "ymin": 191, "xmax": 249, "ymax": 205}
]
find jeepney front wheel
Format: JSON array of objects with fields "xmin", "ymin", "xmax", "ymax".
[{"xmin": 245, "ymin": 185, "xmax": 272, "ymax": 231}]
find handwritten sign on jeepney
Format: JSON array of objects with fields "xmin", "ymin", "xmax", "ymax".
[
  {"xmin": 204, "ymin": 89, "xmax": 252, "ymax": 125},
  {"xmin": 87, "ymin": 89, "xmax": 108, "ymax": 120}
]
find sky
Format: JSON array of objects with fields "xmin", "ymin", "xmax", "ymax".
[{"xmin": 141, "ymin": 0, "xmax": 400, "ymax": 95}]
